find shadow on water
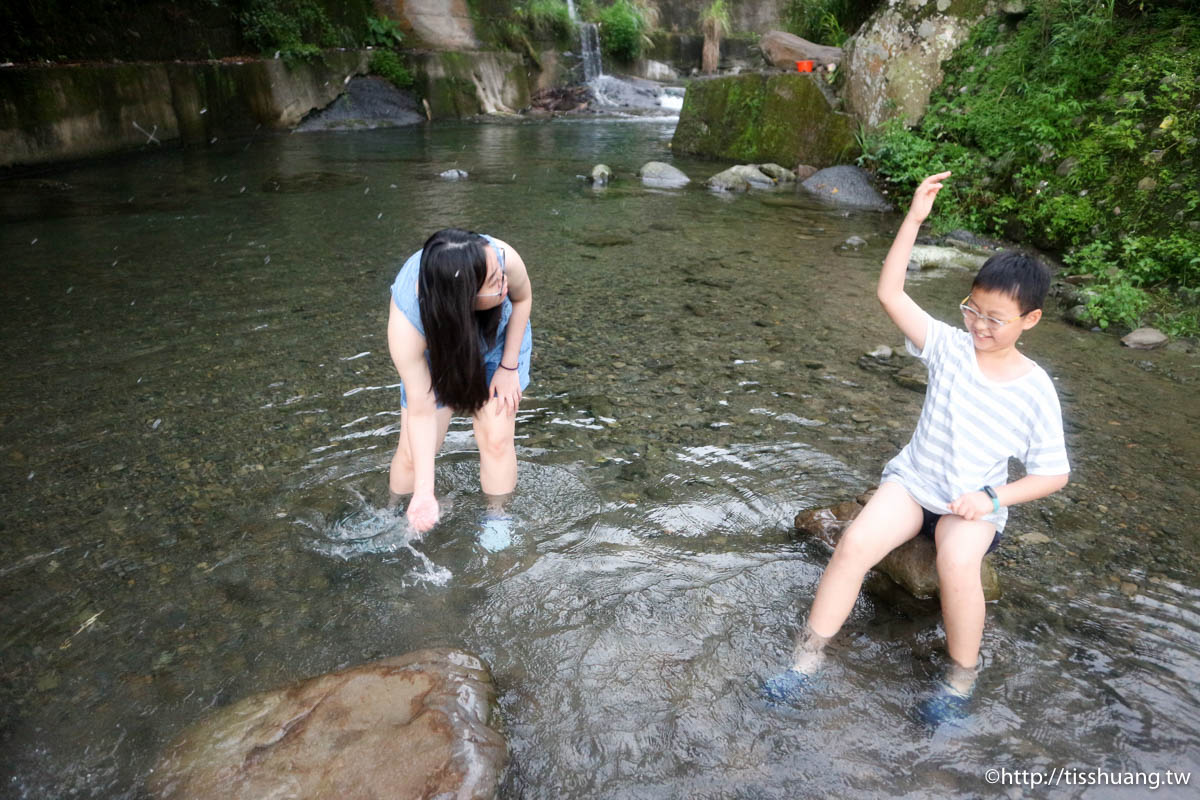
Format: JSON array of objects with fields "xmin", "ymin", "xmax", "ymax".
[{"xmin": 1, "ymin": 119, "xmax": 1198, "ymax": 798}]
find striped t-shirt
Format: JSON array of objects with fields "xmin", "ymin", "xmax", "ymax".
[{"xmin": 881, "ymin": 314, "xmax": 1070, "ymax": 531}]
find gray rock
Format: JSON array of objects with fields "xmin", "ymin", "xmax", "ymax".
[
  {"xmin": 795, "ymin": 163, "xmax": 819, "ymax": 180},
  {"xmin": 892, "ymin": 363, "xmax": 928, "ymax": 392},
  {"xmin": 794, "ymin": 502, "xmax": 1000, "ymax": 600},
  {"xmin": 843, "ymin": 235, "xmax": 868, "ymax": 248},
  {"xmin": 801, "ymin": 166, "xmax": 892, "ymax": 210},
  {"xmin": 706, "ymin": 167, "xmax": 751, "ymax": 192},
  {"xmin": 1121, "ymin": 327, "xmax": 1168, "ymax": 349},
  {"xmin": 591, "ymin": 164, "xmax": 612, "ymax": 186},
  {"xmin": 149, "ymin": 649, "xmax": 505, "ymax": 800},
  {"xmin": 295, "ymin": 76, "xmax": 424, "ymax": 131},
  {"xmin": 1063, "ymin": 304, "xmax": 1094, "ymax": 328},
  {"xmin": 908, "ymin": 244, "xmax": 988, "ymax": 270},
  {"xmin": 730, "ymin": 164, "xmax": 777, "ymax": 186},
  {"xmin": 439, "ymin": 168, "xmax": 469, "ymax": 180},
  {"xmin": 638, "ymin": 161, "xmax": 690, "ymax": 188},
  {"xmin": 1055, "ymin": 156, "xmax": 1079, "ymax": 176},
  {"xmin": 759, "ymin": 30, "xmax": 843, "ymax": 69},
  {"xmin": 757, "ymin": 163, "xmax": 795, "ymax": 182},
  {"xmin": 1137, "ymin": 176, "xmax": 1157, "ymax": 191}
]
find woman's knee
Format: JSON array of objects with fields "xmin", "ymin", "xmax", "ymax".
[{"xmin": 475, "ymin": 425, "xmax": 515, "ymax": 462}]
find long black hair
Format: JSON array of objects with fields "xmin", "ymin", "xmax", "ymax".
[{"xmin": 417, "ymin": 228, "xmax": 502, "ymax": 412}]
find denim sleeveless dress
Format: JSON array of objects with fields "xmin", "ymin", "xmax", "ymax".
[{"xmin": 390, "ymin": 234, "xmax": 532, "ymax": 408}]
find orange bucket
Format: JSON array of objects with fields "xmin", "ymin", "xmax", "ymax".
[{"xmin": 795, "ymin": 60, "xmax": 814, "ymax": 73}]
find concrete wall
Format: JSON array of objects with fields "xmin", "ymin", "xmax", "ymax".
[{"xmin": 0, "ymin": 52, "xmax": 369, "ymax": 168}]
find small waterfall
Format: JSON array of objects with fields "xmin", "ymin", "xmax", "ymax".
[
  {"xmin": 566, "ymin": 0, "xmax": 578, "ymax": 22},
  {"xmin": 580, "ymin": 22, "xmax": 603, "ymax": 83}
]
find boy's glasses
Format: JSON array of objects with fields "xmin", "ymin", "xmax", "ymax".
[
  {"xmin": 477, "ymin": 260, "xmax": 507, "ymax": 298},
  {"xmin": 959, "ymin": 295, "xmax": 1024, "ymax": 330}
]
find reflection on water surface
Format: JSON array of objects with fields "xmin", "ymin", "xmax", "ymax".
[{"xmin": 1, "ymin": 119, "xmax": 1198, "ymax": 798}]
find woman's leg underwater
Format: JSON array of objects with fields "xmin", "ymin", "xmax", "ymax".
[
  {"xmin": 472, "ymin": 398, "xmax": 518, "ymax": 496},
  {"xmin": 389, "ymin": 406, "xmax": 454, "ymax": 500}
]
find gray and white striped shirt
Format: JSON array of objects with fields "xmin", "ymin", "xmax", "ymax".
[{"xmin": 881, "ymin": 314, "xmax": 1070, "ymax": 531}]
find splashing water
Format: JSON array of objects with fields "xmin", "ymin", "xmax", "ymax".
[{"xmin": 295, "ymin": 488, "xmax": 453, "ymax": 585}]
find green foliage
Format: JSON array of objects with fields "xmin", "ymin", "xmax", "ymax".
[
  {"xmin": 860, "ymin": 1, "xmax": 1200, "ymax": 335},
  {"xmin": 701, "ymin": 0, "xmax": 731, "ymax": 37},
  {"xmin": 523, "ymin": 0, "xmax": 576, "ymax": 42},
  {"xmin": 365, "ymin": 15, "xmax": 404, "ymax": 48},
  {"xmin": 597, "ymin": 0, "xmax": 646, "ymax": 62},
  {"xmin": 782, "ymin": 0, "xmax": 872, "ymax": 47},
  {"xmin": 242, "ymin": 0, "xmax": 346, "ymax": 61},
  {"xmin": 369, "ymin": 49, "xmax": 413, "ymax": 89}
]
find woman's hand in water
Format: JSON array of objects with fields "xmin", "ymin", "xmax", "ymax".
[
  {"xmin": 488, "ymin": 366, "xmax": 522, "ymax": 416},
  {"xmin": 407, "ymin": 491, "xmax": 439, "ymax": 533}
]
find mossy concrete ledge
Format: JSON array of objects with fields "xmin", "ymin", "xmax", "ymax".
[
  {"xmin": 0, "ymin": 51, "xmax": 368, "ymax": 168},
  {"xmin": 671, "ymin": 73, "xmax": 858, "ymax": 167},
  {"xmin": 412, "ymin": 50, "xmax": 530, "ymax": 118}
]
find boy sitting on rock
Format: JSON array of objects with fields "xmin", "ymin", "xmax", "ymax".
[{"xmin": 769, "ymin": 172, "xmax": 1071, "ymax": 722}]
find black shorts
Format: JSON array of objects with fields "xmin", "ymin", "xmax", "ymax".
[{"xmin": 919, "ymin": 506, "xmax": 1001, "ymax": 554}]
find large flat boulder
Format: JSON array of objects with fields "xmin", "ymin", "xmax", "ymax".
[
  {"xmin": 795, "ymin": 499, "xmax": 1001, "ymax": 601},
  {"xmin": 149, "ymin": 649, "xmax": 505, "ymax": 800},
  {"xmin": 759, "ymin": 31, "xmax": 843, "ymax": 69},
  {"xmin": 672, "ymin": 73, "xmax": 858, "ymax": 167}
]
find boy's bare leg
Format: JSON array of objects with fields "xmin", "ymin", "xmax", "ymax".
[
  {"xmin": 388, "ymin": 406, "xmax": 454, "ymax": 502},
  {"xmin": 933, "ymin": 515, "xmax": 997, "ymax": 673},
  {"xmin": 806, "ymin": 482, "xmax": 925, "ymax": 643}
]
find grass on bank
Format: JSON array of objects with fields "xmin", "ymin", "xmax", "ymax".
[{"xmin": 859, "ymin": 1, "xmax": 1200, "ymax": 337}]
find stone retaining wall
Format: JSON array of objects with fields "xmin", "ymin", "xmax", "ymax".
[{"xmin": 0, "ymin": 51, "xmax": 368, "ymax": 168}]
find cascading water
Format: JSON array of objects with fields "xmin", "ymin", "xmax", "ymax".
[{"xmin": 580, "ymin": 22, "xmax": 604, "ymax": 84}]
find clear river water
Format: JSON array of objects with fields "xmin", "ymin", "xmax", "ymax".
[{"xmin": 2, "ymin": 117, "xmax": 1198, "ymax": 798}]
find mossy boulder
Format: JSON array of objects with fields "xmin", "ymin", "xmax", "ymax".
[
  {"xmin": 672, "ymin": 73, "xmax": 858, "ymax": 167},
  {"xmin": 844, "ymin": 0, "xmax": 1005, "ymax": 128}
]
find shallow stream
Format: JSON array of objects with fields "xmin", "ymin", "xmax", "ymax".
[{"xmin": 2, "ymin": 118, "xmax": 1198, "ymax": 798}]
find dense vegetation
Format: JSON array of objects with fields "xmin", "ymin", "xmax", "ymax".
[
  {"xmin": 782, "ymin": 0, "xmax": 876, "ymax": 46},
  {"xmin": 860, "ymin": 0, "xmax": 1200, "ymax": 336},
  {"xmin": 1, "ymin": 0, "xmax": 374, "ymax": 63}
]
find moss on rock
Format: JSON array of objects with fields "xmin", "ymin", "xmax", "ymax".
[{"xmin": 672, "ymin": 73, "xmax": 858, "ymax": 166}]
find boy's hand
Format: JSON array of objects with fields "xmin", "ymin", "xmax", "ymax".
[
  {"xmin": 948, "ymin": 491, "xmax": 993, "ymax": 521},
  {"xmin": 907, "ymin": 172, "xmax": 951, "ymax": 224}
]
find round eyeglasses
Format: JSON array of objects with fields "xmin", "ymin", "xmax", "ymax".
[
  {"xmin": 477, "ymin": 261, "xmax": 507, "ymax": 299},
  {"xmin": 959, "ymin": 295, "xmax": 1025, "ymax": 330}
]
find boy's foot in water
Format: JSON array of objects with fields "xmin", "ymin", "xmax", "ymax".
[{"xmin": 761, "ymin": 668, "xmax": 816, "ymax": 704}]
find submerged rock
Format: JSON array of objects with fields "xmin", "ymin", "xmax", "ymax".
[
  {"xmin": 149, "ymin": 649, "xmax": 505, "ymax": 800},
  {"xmin": 439, "ymin": 168, "xmax": 469, "ymax": 180},
  {"xmin": 591, "ymin": 164, "xmax": 613, "ymax": 186},
  {"xmin": 639, "ymin": 161, "xmax": 690, "ymax": 188},
  {"xmin": 1121, "ymin": 327, "xmax": 1168, "ymax": 349},
  {"xmin": 794, "ymin": 502, "xmax": 1001, "ymax": 601},
  {"xmin": 800, "ymin": 166, "xmax": 891, "ymax": 211}
]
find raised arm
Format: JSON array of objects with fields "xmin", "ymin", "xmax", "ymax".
[
  {"xmin": 877, "ymin": 172, "xmax": 951, "ymax": 352},
  {"xmin": 487, "ymin": 238, "xmax": 532, "ymax": 415},
  {"xmin": 387, "ymin": 299, "xmax": 440, "ymax": 531}
]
